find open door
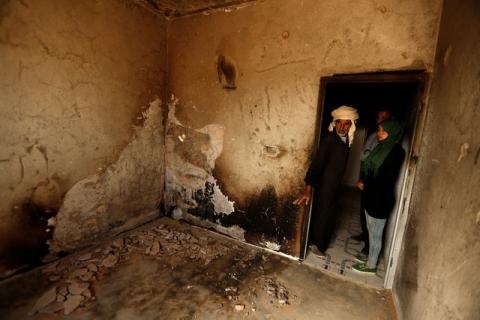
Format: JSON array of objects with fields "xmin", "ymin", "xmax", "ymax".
[{"xmin": 299, "ymin": 71, "xmax": 426, "ymax": 288}]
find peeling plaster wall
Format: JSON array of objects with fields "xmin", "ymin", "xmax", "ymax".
[
  {"xmin": 394, "ymin": 1, "xmax": 480, "ymax": 319},
  {"xmin": 165, "ymin": 98, "xmax": 243, "ymax": 240},
  {"xmin": 51, "ymin": 99, "xmax": 165, "ymax": 252},
  {"xmin": 0, "ymin": 0, "xmax": 167, "ymax": 272},
  {"xmin": 166, "ymin": 0, "xmax": 442, "ymax": 256}
]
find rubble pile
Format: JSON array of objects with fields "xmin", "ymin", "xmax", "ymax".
[
  {"xmin": 29, "ymin": 221, "xmax": 295, "ymax": 316},
  {"xmin": 262, "ymin": 276, "xmax": 291, "ymax": 305},
  {"xmin": 30, "ymin": 223, "xmax": 230, "ymax": 316}
]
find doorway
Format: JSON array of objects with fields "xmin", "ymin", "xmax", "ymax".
[{"xmin": 302, "ymin": 71, "xmax": 425, "ymax": 288}]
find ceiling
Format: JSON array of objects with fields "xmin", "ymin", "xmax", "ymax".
[{"xmin": 134, "ymin": 0, "xmax": 258, "ymax": 18}]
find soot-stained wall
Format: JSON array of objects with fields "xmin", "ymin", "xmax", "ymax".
[
  {"xmin": 0, "ymin": 0, "xmax": 166, "ymax": 275},
  {"xmin": 394, "ymin": 1, "xmax": 480, "ymax": 319},
  {"xmin": 166, "ymin": 0, "xmax": 442, "ymax": 256}
]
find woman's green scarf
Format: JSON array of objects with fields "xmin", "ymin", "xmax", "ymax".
[{"xmin": 361, "ymin": 119, "xmax": 404, "ymax": 177}]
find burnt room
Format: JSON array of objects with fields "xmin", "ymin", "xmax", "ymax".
[{"xmin": 0, "ymin": 0, "xmax": 478, "ymax": 319}]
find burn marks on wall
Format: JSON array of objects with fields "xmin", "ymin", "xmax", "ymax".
[
  {"xmin": 165, "ymin": 98, "xmax": 300, "ymax": 255},
  {"xmin": 216, "ymin": 55, "xmax": 237, "ymax": 90},
  {"xmin": 219, "ymin": 185, "xmax": 298, "ymax": 252},
  {"xmin": 0, "ymin": 200, "xmax": 57, "ymax": 278},
  {"xmin": 165, "ymin": 98, "xmax": 236, "ymax": 233}
]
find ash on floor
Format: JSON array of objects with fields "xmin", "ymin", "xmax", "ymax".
[{"xmin": 0, "ymin": 217, "xmax": 394, "ymax": 320}]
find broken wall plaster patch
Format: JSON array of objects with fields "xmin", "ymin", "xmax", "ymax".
[
  {"xmin": 167, "ymin": 95, "xmax": 184, "ymax": 127},
  {"xmin": 213, "ymin": 183, "xmax": 235, "ymax": 214},
  {"xmin": 165, "ymin": 97, "xmax": 235, "ymax": 216},
  {"xmin": 197, "ymin": 124, "xmax": 226, "ymax": 169},
  {"xmin": 51, "ymin": 98, "xmax": 165, "ymax": 252}
]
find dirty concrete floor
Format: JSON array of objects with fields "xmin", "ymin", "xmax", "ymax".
[{"xmin": 0, "ymin": 217, "xmax": 395, "ymax": 320}]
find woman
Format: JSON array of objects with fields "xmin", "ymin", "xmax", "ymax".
[{"xmin": 353, "ymin": 119, "xmax": 405, "ymax": 274}]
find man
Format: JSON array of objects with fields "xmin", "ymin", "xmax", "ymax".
[
  {"xmin": 294, "ymin": 105, "xmax": 359, "ymax": 256},
  {"xmin": 353, "ymin": 108, "xmax": 392, "ymax": 255}
]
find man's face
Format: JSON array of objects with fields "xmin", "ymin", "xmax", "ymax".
[
  {"xmin": 376, "ymin": 111, "xmax": 391, "ymax": 124},
  {"xmin": 335, "ymin": 119, "xmax": 352, "ymax": 137}
]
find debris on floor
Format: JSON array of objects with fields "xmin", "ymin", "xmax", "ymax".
[
  {"xmin": 262, "ymin": 276, "xmax": 292, "ymax": 305},
  {"xmin": 1, "ymin": 217, "xmax": 395, "ymax": 319},
  {"xmin": 31, "ymin": 220, "xmax": 295, "ymax": 316}
]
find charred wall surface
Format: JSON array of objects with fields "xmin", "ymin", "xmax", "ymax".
[
  {"xmin": 166, "ymin": 0, "xmax": 442, "ymax": 256},
  {"xmin": 394, "ymin": 1, "xmax": 480, "ymax": 319},
  {"xmin": 0, "ymin": 0, "xmax": 167, "ymax": 276}
]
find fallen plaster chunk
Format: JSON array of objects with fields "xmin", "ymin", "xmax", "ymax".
[
  {"xmin": 150, "ymin": 241, "xmax": 160, "ymax": 255},
  {"xmin": 64, "ymin": 294, "xmax": 83, "ymax": 315},
  {"xmin": 82, "ymin": 288, "xmax": 92, "ymax": 299},
  {"xmin": 49, "ymin": 275, "xmax": 60, "ymax": 282},
  {"xmin": 56, "ymin": 293, "xmax": 66, "ymax": 302},
  {"xmin": 87, "ymin": 263, "xmax": 98, "ymax": 273},
  {"xmin": 112, "ymin": 238, "xmax": 124, "ymax": 248},
  {"xmin": 234, "ymin": 304, "xmax": 245, "ymax": 312},
  {"xmin": 262, "ymin": 241, "xmax": 281, "ymax": 251},
  {"xmin": 77, "ymin": 252, "xmax": 92, "ymax": 261},
  {"xmin": 70, "ymin": 268, "xmax": 89, "ymax": 278},
  {"xmin": 58, "ymin": 286, "xmax": 68, "ymax": 297},
  {"xmin": 40, "ymin": 301, "xmax": 65, "ymax": 314},
  {"xmin": 101, "ymin": 254, "xmax": 118, "ymax": 268},
  {"xmin": 68, "ymin": 281, "xmax": 90, "ymax": 295},
  {"xmin": 29, "ymin": 287, "xmax": 57, "ymax": 315},
  {"xmin": 80, "ymin": 271, "xmax": 94, "ymax": 282}
]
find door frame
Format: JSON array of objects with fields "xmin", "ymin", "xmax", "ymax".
[{"xmin": 302, "ymin": 71, "xmax": 429, "ymax": 288}]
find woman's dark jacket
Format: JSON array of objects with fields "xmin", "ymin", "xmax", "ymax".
[{"xmin": 362, "ymin": 144, "xmax": 405, "ymax": 219}]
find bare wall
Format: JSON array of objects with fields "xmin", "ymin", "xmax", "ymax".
[
  {"xmin": 394, "ymin": 0, "xmax": 480, "ymax": 319},
  {"xmin": 166, "ymin": 0, "xmax": 442, "ymax": 255},
  {"xmin": 0, "ymin": 0, "xmax": 167, "ymax": 275}
]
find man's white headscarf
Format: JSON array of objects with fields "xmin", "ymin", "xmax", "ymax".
[{"xmin": 327, "ymin": 105, "xmax": 359, "ymax": 147}]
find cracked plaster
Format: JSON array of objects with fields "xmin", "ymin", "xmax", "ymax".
[
  {"xmin": 0, "ymin": 0, "xmax": 167, "ymax": 273},
  {"xmin": 167, "ymin": 0, "xmax": 442, "ymax": 256},
  {"xmin": 165, "ymin": 98, "xmax": 241, "ymax": 238},
  {"xmin": 51, "ymin": 98, "xmax": 165, "ymax": 252}
]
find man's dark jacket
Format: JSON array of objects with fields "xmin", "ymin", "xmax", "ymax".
[{"xmin": 305, "ymin": 132, "xmax": 349, "ymax": 252}]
